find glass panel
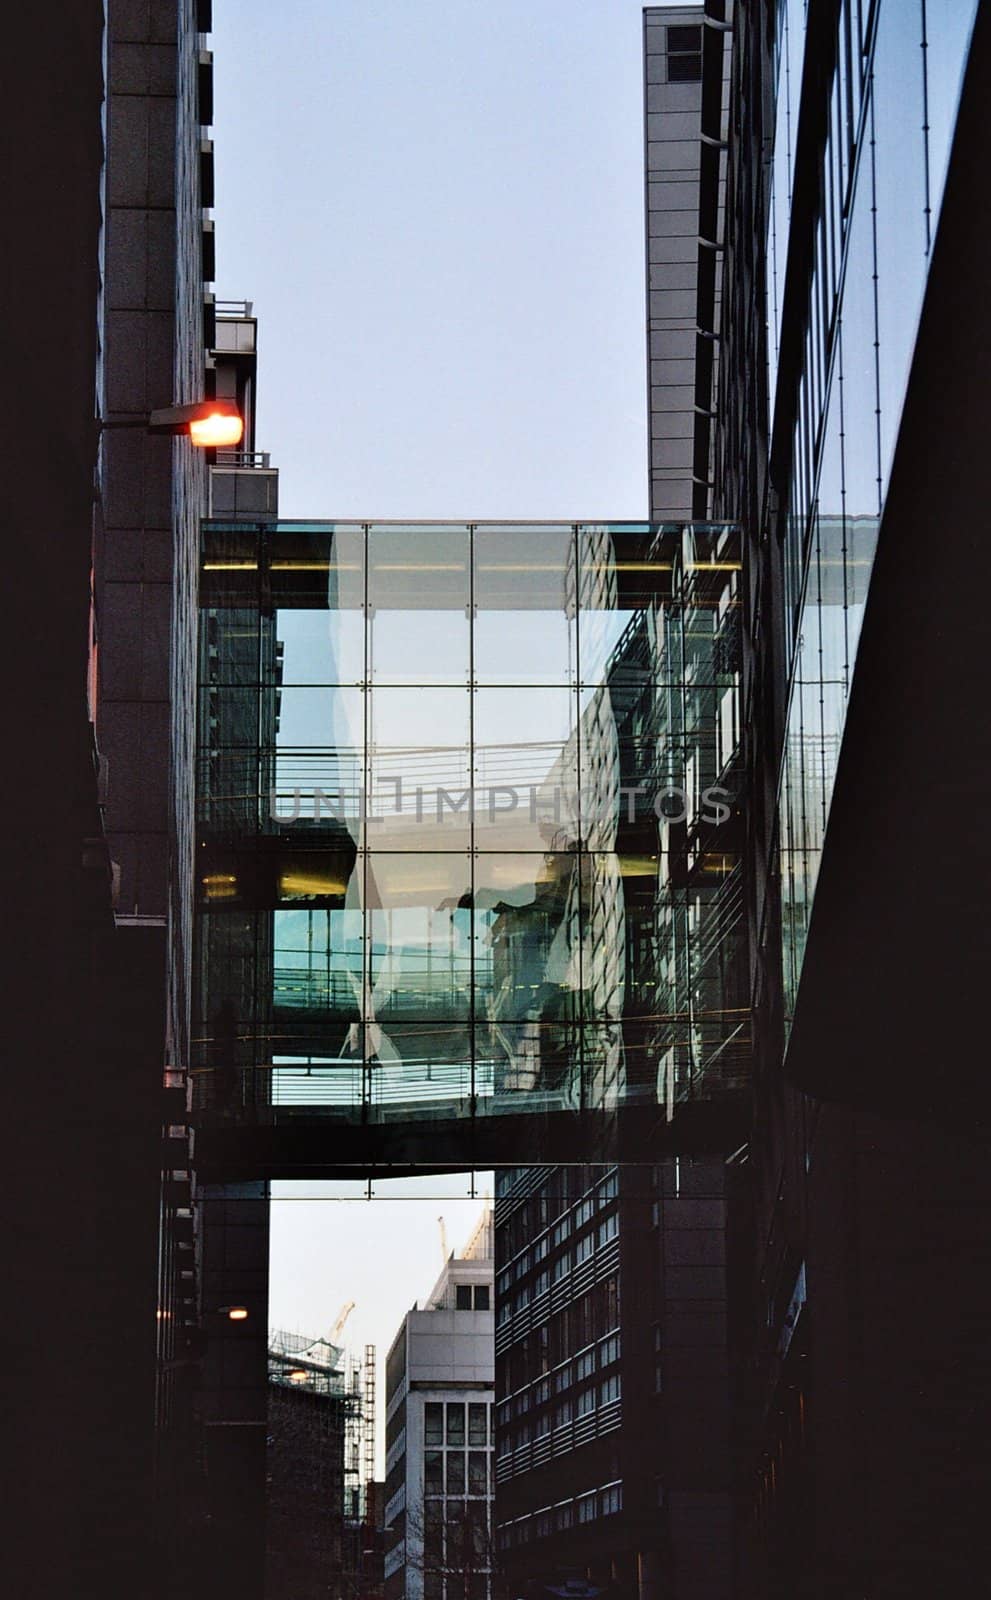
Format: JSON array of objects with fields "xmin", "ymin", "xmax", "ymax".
[
  {"xmin": 366, "ymin": 854, "xmax": 471, "ymax": 1022},
  {"xmin": 838, "ymin": 114, "xmax": 879, "ymax": 526},
  {"xmin": 468, "ymin": 1403, "xmax": 487, "ymax": 1445},
  {"xmin": 475, "ymin": 1021, "xmax": 580, "ymax": 1112},
  {"xmin": 273, "ymin": 905, "xmax": 362, "ymax": 1023},
  {"xmin": 446, "ymin": 1403, "xmax": 465, "ymax": 1445},
  {"xmin": 196, "ymin": 522, "xmax": 744, "ymax": 1138},
  {"xmin": 368, "ymin": 525, "xmax": 470, "ymax": 684},
  {"xmin": 275, "ymin": 526, "xmax": 365, "ymax": 682},
  {"xmin": 470, "ymin": 1452, "xmax": 489, "ymax": 1497},
  {"xmin": 424, "ymin": 1450, "xmax": 443, "ymax": 1495},
  {"xmin": 425, "ymin": 1402, "xmax": 443, "ymax": 1445},
  {"xmin": 872, "ymin": 0, "xmax": 928, "ymax": 495},
  {"xmin": 473, "ymin": 526, "xmax": 576, "ymax": 686},
  {"xmin": 578, "ymin": 526, "xmax": 676, "ymax": 691},
  {"xmin": 446, "ymin": 1451, "xmax": 465, "ymax": 1495},
  {"xmin": 201, "ymin": 524, "xmax": 262, "ymax": 612},
  {"xmin": 368, "ymin": 686, "xmax": 471, "ymax": 850},
  {"xmin": 369, "ymin": 1024, "xmax": 476, "ymax": 1114},
  {"xmin": 273, "ymin": 685, "xmax": 364, "ymax": 833},
  {"xmin": 473, "ymin": 853, "xmax": 581, "ymax": 1027},
  {"xmin": 472, "ymin": 687, "xmax": 580, "ymax": 851},
  {"xmin": 925, "ymin": 1, "xmax": 980, "ymax": 241}
]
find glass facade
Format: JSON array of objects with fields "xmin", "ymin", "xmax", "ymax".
[
  {"xmin": 771, "ymin": 0, "xmax": 979, "ymax": 1020},
  {"xmin": 194, "ymin": 521, "xmax": 748, "ymax": 1148}
]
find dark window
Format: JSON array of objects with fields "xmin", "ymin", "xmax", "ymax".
[
  {"xmin": 474, "ymin": 1284, "xmax": 490, "ymax": 1310},
  {"xmin": 456, "ymin": 1284, "xmax": 472, "ymax": 1309},
  {"xmin": 447, "ymin": 1451, "xmax": 465, "ymax": 1494},
  {"xmin": 425, "ymin": 1450, "xmax": 443, "ymax": 1495},
  {"xmin": 425, "ymin": 1402, "xmax": 444, "ymax": 1445},
  {"xmin": 468, "ymin": 1451, "xmax": 488, "ymax": 1495},
  {"xmin": 468, "ymin": 1403, "xmax": 488, "ymax": 1446},
  {"xmin": 668, "ymin": 23, "xmax": 702, "ymax": 82}
]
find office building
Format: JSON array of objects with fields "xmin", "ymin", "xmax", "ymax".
[
  {"xmin": 7, "ymin": 1, "xmax": 221, "ymax": 1593},
  {"xmin": 495, "ymin": 15, "xmax": 742, "ymax": 1600},
  {"xmin": 709, "ymin": 0, "xmax": 991, "ymax": 1593},
  {"xmin": 384, "ymin": 1214, "xmax": 495, "ymax": 1600},
  {"xmin": 266, "ymin": 1330, "xmax": 373, "ymax": 1600},
  {"xmin": 497, "ymin": 6, "xmax": 991, "ymax": 1599},
  {"xmin": 494, "ymin": 1159, "xmax": 739, "ymax": 1600},
  {"xmin": 4, "ymin": 4, "xmax": 286, "ymax": 1594},
  {"xmin": 644, "ymin": 5, "xmax": 732, "ymax": 521}
]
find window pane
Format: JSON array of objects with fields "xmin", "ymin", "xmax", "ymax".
[
  {"xmin": 447, "ymin": 1403, "xmax": 465, "ymax": 1445},
  {"xmin": 472, "ymin": 855, "xmax": 581, "ymax": 1029},
  {"xmin": 472, "ymin": 687, "xmax": 580, "ymax": 851},
  {"xmin": 425, "ymin": 1402, "xmax": 443, "ymax": 1445},
  {"xmin": 366, "ymin": 854, "xmax": 471, "ymax": 1021},
  {"xmin": 667, "ymin": 25, "xmax": 701, "ymax": 51},
  {"xmin": 368, "ymin": 686, "xmax": 471, "ymax": 850},
  {"xmin": 667, "ymin": 53, "xmax": 702, "ymax": 82},
  {"xmin": 369, "ymin": 526, "xmax": 470, "ymax": 684},
  {"xmin": 473, "ymin": 526, "xmax": 576, "ymax": 686},
  {"xmin": 424, "ymin": 1450, "xmax": 443, "ymax": 1494},
  {"xmin": 468, "ymin": 1452, "xmax": 487, "ymax": 1495}
]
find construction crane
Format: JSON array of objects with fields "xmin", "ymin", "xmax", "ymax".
[
  {"xmin": 330, "ymin": 1300, "xmax": 355, "ymax": 1345},
  {"xmin": 438, "ymin": 1216, "xmax": 448, "ymax": 1267}
]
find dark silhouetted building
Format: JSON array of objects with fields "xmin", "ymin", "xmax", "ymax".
[{"xmin": 710, "ymin": 0, "xmax": 991, "ymax": 1594}]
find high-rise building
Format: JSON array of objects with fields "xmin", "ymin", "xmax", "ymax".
[
  {"xmin": 265, "ymin": 1330, "xmax": 372, "ymax": 1600},
  {"xmin": 494, "ymin": 1159, "xmax": 741, "ymax": 1600},
  {"xmin": 709, "ymin": 1, "xmax": 991, "ymax": 1593},
  {"xmin": 7, "ymin": 2, "xmax": 220, "ymax": 1593},
  {"xmin": 494, "ymin": 14, "xmax": 743, "ymax": 1599},
  {"xmin": 4, "ymin": 5, "xmax": 284, "ymax": 1595},
  {"xmin": 644, "ymin": 5, "xmax": 732, "ymax": 522},
  {"xmin": 497, "ymin": 6, "xmax": 991, "ymax": 1600},
  {"xmin": 384, "ymin": 1214, "xmax": 496, "ymax": 1600}
]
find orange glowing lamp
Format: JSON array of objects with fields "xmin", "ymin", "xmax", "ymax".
[{"xmin": 147, "ymin": 397, "xmax": 244, "ymax": 447}]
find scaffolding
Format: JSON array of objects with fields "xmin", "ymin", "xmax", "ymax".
[{"xmin": 266, "ymin": 1330, "xmax": 377, "ymax": 1600}]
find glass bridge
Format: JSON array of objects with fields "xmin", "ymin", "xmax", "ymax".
[{"xmin": 193, "ymin": 521, "xmax": 749, "ymax": 1174}]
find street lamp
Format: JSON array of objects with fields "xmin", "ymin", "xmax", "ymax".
[{"xmin": 101, "ymin": 397, "xmax": 244, "ymax": 447}]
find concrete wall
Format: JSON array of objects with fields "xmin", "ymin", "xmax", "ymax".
[
  {"xmin": 644, "ymin": 6, "xmax": 704, "ymax": 521},
  {"xmin": 99, "ymin": 0, "xmax": 207, "ymax": 1072}
]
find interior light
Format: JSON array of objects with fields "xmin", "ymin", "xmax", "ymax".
[
  {"xmin": 226, "ymin": 1306, "xmax": 249, "ymax": 1322},
  {"xmin": 279, "ymin": 872, "xmax": 348, "ymax": 897},
  {"xmin": 289, "ymin": 1369, "xmax": 309, "ymax": 1383}
]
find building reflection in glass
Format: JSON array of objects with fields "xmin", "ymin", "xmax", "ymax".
[{"xmin": 194, "ymin": 522, "xmax": 747, "ymax": 1140}]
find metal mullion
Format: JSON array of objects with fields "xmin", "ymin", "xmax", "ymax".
[
  {"xmin": 574, "ymin": 524, "xmax": 586, "ymax": 1120},
  {"xmin": 362, "ymin": 522, "xmax": 370, "ymax": 1122},
  {"xmin": 469, "ymin": 523, "xmax": 476, "ymax": 1120}
]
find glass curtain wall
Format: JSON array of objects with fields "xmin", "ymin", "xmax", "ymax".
[
  {"xmin": 773, "ymin": 0, "xmax": 979, "ymax": 1021},
  {"xmin": 194, "ymin": 522, "xmax": 746, "ymax": 1145}
]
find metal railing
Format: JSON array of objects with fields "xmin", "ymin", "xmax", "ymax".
[{"xmin": 214, "ymin": 450, "xmax": 271, "ymax": 469}]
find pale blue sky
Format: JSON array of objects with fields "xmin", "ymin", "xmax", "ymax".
[
  {"xmin": 213, "ymin": 0, "xmax": 683, "ymax": 520},
  {"xmin": 211, "ymin": 0, "xmax": 681, "ymax": 1468}
]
